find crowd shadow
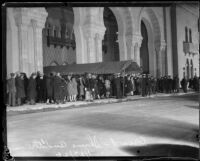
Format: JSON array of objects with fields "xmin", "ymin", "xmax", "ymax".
[
  {"xmin": 121, "ymin": 143, "xmax": 199, "ymax": 159},
  {"xmin": 157, "ymin": 93, "xmax": 199, "ymax": 102},
  {"xmin": 184, "ymin": 105, "xmax": 199, "ymax": 109},
  {"xmin": 67, "ymin": 112, "xmax": 198, "ymax": 144}
]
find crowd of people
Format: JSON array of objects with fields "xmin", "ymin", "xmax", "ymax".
[{"xmin": 6, "ymin": 71, "xmax": 199, "ymax": 107}]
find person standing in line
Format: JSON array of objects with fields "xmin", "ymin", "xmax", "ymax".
[
  {"xmin": 77, "ymin": 76, "xmax": 85, "ymax": 101},
  {"xmin": 146, "ymin": 74, "xmax": 151, "ymax": 96},
  {"xmin": 181, "ymin": 76, "xmax": 188, "ymax": 93},
  {"xmin": 53, "ymin": 72, "xmax": 63, "ymax": 104},
  {"xmin": 105, "ymin": 76, "xmax": 111, "ymax": 98},
  {"xmin": 7, "ymin": 73, "xmax": 16, "ymax": 106},
  {"xmin": 36, "ymin": 72, "xmax": 46, "ymax": 103},
  {"xmin": 141, "ymin": 74, "xmax": 146, "ymax": 97},
  {"xmin": 46, "ymin": 73, "xmax": 54, "ymax": 104},
  {"xmin": 71, "ymin": 77, "xmax": 78, "ymax": 101},
  {"xmin": 21, "ymin": 72, "xmax": 29, "ymax": 103},
  {"xmin": 130, "ymin": 76, "xmax": 135, "ymax": 96},
  {"xmin": 15, "ymin": 72, "xmax": 25, "ymax": 106},
  {"xmin": 27, "ymin": 73, "xmax": 37, "ymax": 105},
  {"xmin": 85, "ymin": 73, "xmax": 93, "ymax": 101},
  {"xmin": 125, "ymin": 75, "xmax": 133, "ymax": 96},
  {"xmin": 97, "ymin": 76, "xmax": 105, "ymax": 98},
  {"xmin": 67, "ymin": 75, "xmax": 74, "ymax": 102}
]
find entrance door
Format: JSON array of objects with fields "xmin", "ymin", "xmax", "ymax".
[{"xmin": 140, "ymin": 21, "xmax": 149, "ymax": 74}]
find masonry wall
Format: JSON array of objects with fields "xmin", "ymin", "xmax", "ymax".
[{"xmin": 176, "ymin": 5, "xmax": 199, "ymax": 80}]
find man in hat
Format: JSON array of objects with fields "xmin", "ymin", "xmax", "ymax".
[
  {"xmin": 27, "ymin": 73, "xmax": 37, "ymax": 105},
  {"xmin": 36, "ymin": 72, "xmax": 46, "ymax": 103},
  {"xmin": 7, "ymin": 73, "xmax": 16, "ymax": 106},
  {"xmin": 141, "ymin": 74, "xmax": 146, "ymax": 97},
  {"xmin": 15, "ymin": 71, "xmax": 25, "ymax": 106}
]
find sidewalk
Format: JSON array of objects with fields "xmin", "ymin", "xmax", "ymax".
[{"xmin": 7, "ymin": 91, "xmax": 196, "ymax": 115}]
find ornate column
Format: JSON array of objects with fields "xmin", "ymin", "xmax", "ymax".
[
  {"xmin": 15, "ymin": 11, "xmax": 30, "ymax": 73},
  {"xmin": 85, "ymin": 31, "xmax": 96, "ymax": 63},
  {"xmin": 134, "ymin": 41, "xmax": 142, "ymax": 67},
  {"xmin": 14, "ymin": 8, "xmax": 47, "ymax": 75},
  {"xmin": 156, "ymin": 41, "xmax": 166, "ymax": 77},
  {"xmin": 31, "ymin": 8, "xmax": 48, "ymax": 73},
  {"xmin": 82, "ymin": 7, "xmax": 106, "ymax": 63},
  {"xmin": 126, "ymin": 36, "xmax": 134, "ymax": 60},
  {"xmin": 126, "ymin": 34, "xmax": 143, "ymax": 62},
  {"xmin": 34, "ymin": 22, "xmax": 46, "ymax": 72}
]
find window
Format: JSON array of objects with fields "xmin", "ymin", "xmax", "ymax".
[
  {"xmin": 189, "ymin": 29, "xmax": 192, "ymax": 43},
  {"xmin": 185, "ymin": 27, "xmax": 188, "ymax": 42}
]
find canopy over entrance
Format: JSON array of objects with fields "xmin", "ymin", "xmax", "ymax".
[{"xmin": 43, "ymin": 60, "xmax": 142, "ymax": 75}]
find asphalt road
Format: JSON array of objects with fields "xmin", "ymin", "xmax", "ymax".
[{"xmin": 7, "ymin": 93, "xmax": 199, "ymax": 158}]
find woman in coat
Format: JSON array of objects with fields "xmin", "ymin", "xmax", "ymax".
[
  {"xmin": 67, "ymin": 77, "xmax": 74, "ymax": 102},
  {"xmin": 77, "ymin": 76, "xmax": 85, "ymax": 100},
  {"xmin": 105, "ymin": 76, "xmax": 111, "ymax": 98},
  {"xmin": 71, "ymin": 77, "xmax": 78, "ymax": 101},
  {"xmin": 27, "ymin": 73, "xmax": 37, "ymax": 105},
  {"xmin": 125, "ymin": 76, "xmax": 133, "ymax": 96}
]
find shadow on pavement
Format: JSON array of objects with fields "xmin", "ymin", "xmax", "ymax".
[
  {"xmin": 68, "ymin": 113, "xmax": 198, "ymax": 144},
  {"xmin": 156, "ymin": 93, "xmax": 198, "ymax": 102},
  {"xmin": 121, "ymin": 143, "xmax": 199, "ymax": 159},
  {"xmin": 184, "ymin": 105, "xmax": 199, "ymax": 109}
]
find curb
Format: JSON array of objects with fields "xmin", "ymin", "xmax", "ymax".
[{"xmin": 7, "ymin": 91, "xmax": 196, "ymax": 115}]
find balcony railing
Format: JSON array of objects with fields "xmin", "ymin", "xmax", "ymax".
[
  {"xmin": 47, "ymin": 36, "xmax": 76, "ymax": 50},
  {"xmin": 183, "ymin": 42, "xmax": 198, "ymax": 55}
]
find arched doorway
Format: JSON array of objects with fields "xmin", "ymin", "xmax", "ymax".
[
  {"xmin": 140, "ymin": 21, "xmax": 149, "ymax": 74},
  {"xmin": 138, "ymin": 8, "xmax": 162, "ymax": 77},
  {"xmin": 102, "ymin": 7, "xmax": 119, "ymax": 62}
]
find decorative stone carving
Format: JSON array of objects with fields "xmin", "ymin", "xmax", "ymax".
[
  {"xmin": 155, "ymin": 40, "xmax": 166, "ymax": 77},
  {"xmin": 126, "ymin": 34, "xmax": 143, "ymax": 66},
  {"xmin": 13, "ymin": 8, "xmax": 48, "ymax": 75}
]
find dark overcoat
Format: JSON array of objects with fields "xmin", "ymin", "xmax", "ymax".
[
  {"xmin": 27, "ymin": 77, "xmax": 37, "ymax": 99},
  {"xmin": 53, "ymin": 76, "xmax": 63, "ymax": 100},
  {"xmin": 15, "ymin": 76, "xmax": 25, "ymax": 98},
  {"xmin": 46, "ymin": 76, "xmax": 53, "ymax": 98},
  {"xmin": 114, "ymin": 77, "xmax": 122, "ymax": 99}
]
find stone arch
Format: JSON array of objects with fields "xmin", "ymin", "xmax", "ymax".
[
  {"xmin": 138, "ymin": 7, "xmax": 161, "ymax": 50},
  {"xmin": 121, "ymin": 7, "xmax": 133, "ymax": 35},
  {"xmin": 140, "ymin": 18, "xmax": 156, "ymax": 76}
]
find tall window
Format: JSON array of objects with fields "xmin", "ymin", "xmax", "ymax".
[
  {"xmin": 186, "ymin": 59, "xmax": 190, "ymax": 80},
  {"xmin": 189, "ymin": 29, "xmax": 192, "ymax": 43},
  {"xmin": 190, "ymin": 59, "xmax": 193, "ymax": 78},
  {"xmin": 185, "ymin": 27, "xmax": 188, "ymax": 42}
]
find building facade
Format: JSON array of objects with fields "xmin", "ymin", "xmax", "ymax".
[{"xmin": 6, "ymin": 4, "xmax": 199, "ymax": 80}]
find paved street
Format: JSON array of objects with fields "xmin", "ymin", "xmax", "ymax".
[{"xmin": 7, "ymin": 93, "xmax": 199, "ymax": 158}]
